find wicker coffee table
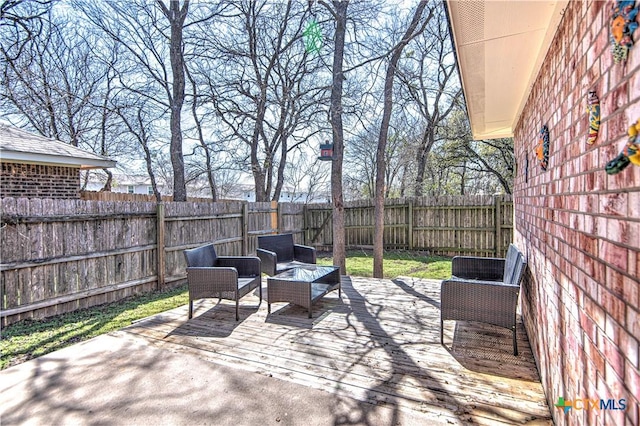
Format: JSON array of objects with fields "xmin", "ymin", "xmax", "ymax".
[{"xmin": 267, "ymin": 265, "xmax": 341, "ymax": 318}]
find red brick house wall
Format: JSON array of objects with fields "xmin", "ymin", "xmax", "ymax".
[
  {"xmin": 1, "ymin": 162, "xmax": 81, "ymax": 199},
  {"xmin": 514, "ymin": 1, "xmax": 639, "ymax": 425}
]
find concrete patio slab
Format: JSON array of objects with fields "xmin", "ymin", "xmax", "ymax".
[{"xmin": 0, "ymin": 331, "xmax": 429, "ymax": 426}]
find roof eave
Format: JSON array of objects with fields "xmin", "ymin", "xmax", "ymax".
[
  {"xmin": 0, "ymin": 150, "xmax": 117, "ymax": 170},
  {"xmin": 445, "ymin": 0, "xmax": 569, "ymax": 141}
]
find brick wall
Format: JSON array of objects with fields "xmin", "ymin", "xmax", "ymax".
[
  {"xmin": 514, "ymin": 1, "xmax": 639, "ymax": 425},
  {"xmin": 1, "ymin": 162, "xmax": 81, "ymax": 199}
]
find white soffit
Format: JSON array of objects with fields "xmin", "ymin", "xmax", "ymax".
[{"xmin": 446, "ymin": 0, "xmax": 569, "ymax": 140}]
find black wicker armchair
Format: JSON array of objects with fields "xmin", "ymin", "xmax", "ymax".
[
  {"xmin": 184, "ymin": 244, "xmax": 261, "ymax": 321},
  {"xmin": 256, "ymin": 234, "xmax": 316, "ymax": 276},
  {"xmin": 440, "ymin": 244, "xmax": 526, "ymax": 355}
]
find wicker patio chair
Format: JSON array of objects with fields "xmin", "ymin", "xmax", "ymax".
[
  {"xmin": 257, "ymin": 233, "xmax": 316, "ymax": 276},
  {"xmin": 184, "ymin": 244, "xmax": 261, "ymax": 321},
  {"xmin": 440, "ymin": 244, "xmax": 526, "ymax": 355}
]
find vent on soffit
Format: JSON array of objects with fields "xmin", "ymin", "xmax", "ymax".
[{"xmin": 455, "ymin": 0, "xmax": 485, "ymax": 45}]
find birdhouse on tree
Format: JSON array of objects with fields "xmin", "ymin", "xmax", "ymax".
[{"xmin": 318, "ymin": 141, "xmax": 334, "ymax": 161}]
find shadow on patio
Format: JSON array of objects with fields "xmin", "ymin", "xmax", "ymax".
[{"xmin": 122, "ymin": 275, "xmax": 552, "ymax": 425}]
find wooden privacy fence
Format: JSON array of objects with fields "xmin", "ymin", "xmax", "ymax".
[
  {"xmin": 0, "ymin": 195, "xmax": 511, "ymax": 325},
  {"xmin": 304, "ymin": 195, "xmax": 513, "ymax": 257},
  {"xmin": 0, "ymin": 198, "xmax": 305, "ymax": 325}
]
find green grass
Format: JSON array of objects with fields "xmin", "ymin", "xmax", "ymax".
[
  {"xmin": 1, "ymin": 251, "xmax": 451, "ymax": 370},
  {"xmin": 1, "ymin": 285, "xmax": 188, "ymax": 370},
  {"xmin": 317, "ymin": 249, "xmax": 452, "ymax": 280}
]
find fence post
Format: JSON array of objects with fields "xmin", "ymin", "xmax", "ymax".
[
  {"xmin": 494, "ymin": 196, "xmax": 502, "ymax": 257},
  {"xmin": 407, "ymin": 200, "xmax": 413, "ymax": 250},
  {"xmin": 270, "ymin": 201, "xmax": 278, "ymax": 233},
  {"xmin": 242, "ymin": 202, "xmax": 249, "ymax": 255},
  {"xmin": 156, "ymin": 202, "xmax": 166, "ymax": 290},
  {"xmin": 302, "ymin": 204, "xmax": 308, "ymax": 245}
]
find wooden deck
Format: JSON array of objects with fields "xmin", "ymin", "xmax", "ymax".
[{"xmin": 121, "ymin": 276, "xmax": 552, "ymax": 425}]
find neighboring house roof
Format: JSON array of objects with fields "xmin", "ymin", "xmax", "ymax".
[
  {"xmin": 444, "ymin": 1, "xmax": 568, "ymax": 140},
  {"xmin": 0, "ymin": 123, "xmax": 116, "ymax": 169},
  {"xmin": 112, "ymin": 174, "xmax": 159, "ymax": 186}
]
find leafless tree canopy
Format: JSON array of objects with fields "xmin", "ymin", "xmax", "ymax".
[{"xmin": 1, "ymin": 0, "xmax": 513, "ymax": 203}]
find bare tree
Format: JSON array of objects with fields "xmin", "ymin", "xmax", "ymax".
[
  {"xmin": 396, "ymin": 3, "xmax": 461, "ymax": 196},
  {"xmin": 440, "ymin": 111, "xmax": 514, "ymax": 194},
  {"xmin": 319, "ymin": 0, "xmax": 348, "ymax": 274},
  {"xmin": 114, "ymin": 102, "xmax": 164, "ymax": 201},
  {"xmin": 461, "ymin": 139, "xmax": 514, "ymax": 194},
  {"xmin": 372, "ymin": 0, "xmax": 431, "ymax": 278},
  {"xmin": 96, "ymin": 42, "xmax": 123, "ymax": 191},
  {"xmin": 196, "ymin": 0, "xmax": 325, "ymax": 202},
  {"xmin": 284, "ymin": 148, "xmax": 330, "ymax": 203},
  {"xmin": 1, "ymin": 6, "xmax": 133, "ymax": 190},
  {"xmin": 344, "ymin": 126, "xmax": 377, "ymax": 198},
  {"xmin": 184, "ymin": 61, "xmax": 217, "ymax": 200},
  {"xmin": 156, "ymin": 0, "xmax": 189, "ymax": 201},
  {"xmin": 0, "ymin": 0, "xmax": 53, "ymax": 60},
  {"xmin": 77, "ymin": 0, "xmax": 223, "ymax": 201},
  {"xmin": 3, "ymin": 14, "xmax": 92, "ymax": 142},
  {"xmin": 345, "ymin": 113, "xmax": 422, "ymax": 199},
  {"xmin": 2, "ymin": 0, "xmax": 510, "ymax": 212}
]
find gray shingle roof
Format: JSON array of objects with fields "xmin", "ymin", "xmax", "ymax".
[{"xmin": 0, "ymin": 123, "xmax": 116, "ymax": 169}]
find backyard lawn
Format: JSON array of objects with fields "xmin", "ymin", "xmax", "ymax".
[
  {"xmin": 1, "ymin": 251, "xmax": 451, "ymax": 370},
  {"xmin": 317, "ymin": 249, "xmax": 451, "ymax": 280}
]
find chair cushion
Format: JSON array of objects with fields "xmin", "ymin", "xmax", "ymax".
[
  {"xmin": 502, "ymin": 244, "xmax": 525, "ymax": 285},
  {"xmin": 184, "ymin": 244, "xmax": 218, "ymax": 267},
  {"xmin": 258, "ymin": 234, "xmax": 295, "ymax": 262},
  {"xmin": 237, "ymin": 276, "xmax": 260, "ymax": 299},
  {"xmin": 237, "ymin": 277, "xmax": 258, "ymax": 290}
]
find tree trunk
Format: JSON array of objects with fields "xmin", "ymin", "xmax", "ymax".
[
  {"xmin": 330, "ymin": 0, "xmax": 348, "ymax": 274},
  {"xmin": 137, "ymin": 110, "xmax": 162, "ymax": 202},
  {"xmin": 185, "ymin": 62, "xmax": 217, "ymax": 200},
  {"xmin": 101, "ymin": 170, "xmax": 113, "ymax": 192},
  {"xmin": 272, "ymin": 137, "xmax": 288, "ymax": 202},
  {"xmin": 373, "ymin": 0, "xmax": 429, "ymax": 278},
  {"xmin": 414, "ymin": 126, "xmax": 435, "ymax": 196},
  {"xmin": 251, "ymin": 141, "xmax": 268, "ymax": 201},
  {"xmin": 159, "ymin": 0, "xmax": 189, "ymax": 201},
  {"xmin": 100, "ymin": 70, "xmax": 113, "ymax": 192}
]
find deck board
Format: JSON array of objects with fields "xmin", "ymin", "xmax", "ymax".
[{"xmin": 120, "ymin": 276, "xmax": 552, "ymax": 425}]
